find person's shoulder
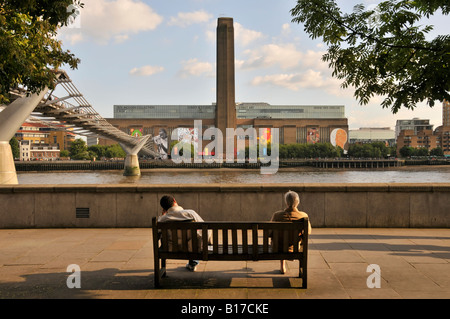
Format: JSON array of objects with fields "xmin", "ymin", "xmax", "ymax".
[
  {"xmin": 157, "ymin": 214, "xmax": 168, "ymax": 222},
  {"xmin": 183, "ymin": 209, "xmax": 204, "ymax": 221},
  {"xmin": 295, "ymin": 210, "xmax": 309, "ymax": 219},
  {"xmin": 270, "ymin": 210, "xmax": 285, "ymax": 221}
]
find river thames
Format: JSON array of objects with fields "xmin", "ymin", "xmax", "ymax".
[{"xmin": 16, "ymin": 166, "xmax": 450, "ymax": 184}]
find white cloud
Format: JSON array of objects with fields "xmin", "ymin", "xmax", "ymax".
[
  {"xmin": 168, "ymin": 10, "xmax": 213, "ymax": 27},
  {"xmin": 66, "ymin": 32, "xmax": 84, "ymax": 45},
  {"xmin": 240, "ymin": 43, "xmax": 303, "ymax": 70},
  {"xmin": 251, "ymin": 70, "xmax": 324, "ymax": 91},
  {"xmin": 61, "ymin": 0, "xmax": 163, "ymax": 44},
  {"xmin": 178, "ymin": 58, "xmax": 214, "ymax": 78},
  {"xmin": 281, "ymin": 23, "xmax": 291, "ymax": 37},
  {"xmin": 114, "ymin": 34, "xmax": 129, "ymax": 43},
  {"xmin": 129, "ymin": 65, "xmax": 164, "ymax": 76},
  {"xmin": 301, "ymin": 49, "xmax": 328, "ymax": 70},
  {"xmin": 234, "ymin": 22, "xmax": 264, "ymax": 46},
  {"xmin": 238, "ymin": 43, "xmax": 328, "ymax": 72},
  {"xmin": 237, "ymin": 39, "xmax": 350, "ymax": 98},
  {"xmin": 250, "ymin": 69, "xmax": 354, "ymax": 99}
]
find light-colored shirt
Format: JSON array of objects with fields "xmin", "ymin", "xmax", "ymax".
[
  {"xmin": 157, "ymin": 205, "xmax": 207, "ymax": 251},
  {"xmin": 158, "ymin": 205, "xmax": 204, "ymax": 223}
]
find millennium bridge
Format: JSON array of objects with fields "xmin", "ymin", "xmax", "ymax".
[{"xmin": 0, "ymin": 70, "xmax": 159, "ymax": 184}]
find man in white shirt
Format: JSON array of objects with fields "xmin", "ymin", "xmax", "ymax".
[{"xmin": 158, "ymin": 195, "xmax": 205, "ymax": 271}]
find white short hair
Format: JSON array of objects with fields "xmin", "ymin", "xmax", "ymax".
[{"xmin": 285, "ymin": 191, "xmax": 300, "ymax": 208}]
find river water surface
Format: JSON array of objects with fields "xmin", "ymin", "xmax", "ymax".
[{"xmin": 16, "ymin": 166, "xmax": 450, "ymax": 184}]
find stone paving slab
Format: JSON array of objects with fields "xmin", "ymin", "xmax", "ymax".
[{"xmin": 0, "ymin": 228, "xmax": 449, "ymax": 299}]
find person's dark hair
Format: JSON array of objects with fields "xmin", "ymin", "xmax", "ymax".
[{"xmin": 160, "ymin": 195, "xmax": 175, "ymax": 211}]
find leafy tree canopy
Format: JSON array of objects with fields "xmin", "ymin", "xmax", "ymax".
[
  {"xmin": 278, "ymin": 142, "xmax": 342, "ymax": 159},
  {"xmin": 0, "ymin": 0, "xmax": 82, "ymax": 103},
  {"xmin": 291, "ymin": 0, "xmax": 450, "ymax": 113},
  {"xmin": 9, "ymin": 137, "xmax": 19, "ymax": 158},
  {"xmin": 69, "ymin": 138, "xmax": 88, "ymax": 159}
]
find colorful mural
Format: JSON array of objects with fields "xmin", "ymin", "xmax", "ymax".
[
  {"xmin": 153, "ymin": 128, "xmax": 168, "ymax": 159},
  {"xmin": 330, "ymin": 128, "xmax": 348, "ymax": 149},
  {"xmin": 307, "ymin": 128, "xmax": 320, "ymax": 144},
  {"xmin": 129, "ymin": 128, "xmax": 143, "ymax": 137}
]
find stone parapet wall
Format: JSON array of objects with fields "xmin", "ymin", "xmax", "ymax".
[{"xmin": 0, "ymin": 184, "xmax": 449, "ymax": 228}]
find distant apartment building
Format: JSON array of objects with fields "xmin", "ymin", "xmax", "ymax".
[
  {"xmin": 396, "ymin": 101, "xmax": 450, "ymax": 156},
  {"xmin": 349, "ymin": 127, "xmax": 395, "ymax": 146},
  {"xmin": 443, "ymin": 99, "xmax": 450, "ymax": 127},
  {"xmin": 434, "ymin": 100, "xmax": 450, "ymax": 155},
  {"xmin": 15, "ymin": 122, "xmax": 76, "ymax": 151},
  {"xmin": 19, "ymin": 140, "xmax": 60, "ymax": 161},
  {"xmin": 396, "ymin": 129, "xmax": 438, "ymax": 151},
  {"xmin": 395, "ymin": 118, "xmax": 434, "ymax": 139}
]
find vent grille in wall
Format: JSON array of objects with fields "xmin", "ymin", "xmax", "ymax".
[{"xmin": 76, "ymin": 208, "xmax": 90, "ymax": 218}]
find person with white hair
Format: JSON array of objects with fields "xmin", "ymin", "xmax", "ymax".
[{"xmin": 270, "ymin": 191, "xmax": 312, "ymax": 274}]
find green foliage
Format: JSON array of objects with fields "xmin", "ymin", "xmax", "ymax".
[
  {"xmin": 399, "ymin": 145, "xmax": 431, "ymax": 157},
  {"xmin": 60, "ymin": 149, "xmax": 70, "ymax": 157},
  {"xmin": 0, "ymin": 1, "xmax": 82, "ymax": 103},
  {"xmin": 291, "ymin": 0, "xmax": 450, "ymax": 113},
  {"xmin": 71, "ymin": 141, "xmax": 127, "ymax": 160},
  {"xmin": 278, "ymin": 142, "xmax": 342, "ymax": 159},
  {"xmin": 105, "ymin": 144, "xmax": 126, "ymax": 159},
  {"xmin": 69, "ymin": 138, "xmax": 89, "ymax": 160},
  {"xmin": 9, "ymin": 137, "xmax": 20, "ymax": 159},
  {"xmin": 348, "ymin": 142, "xmax": 395, "ymax": 158},
  {"xmin": 415, "ymin": 148, "xmax": 430, "ymax": 157},
  {"xmin": 87, "ymin": 144, "xmax": 107, "ymax": 158},
  {"xmin": 87, "ymin": 144, "xmax": 126, "ymax": 159},
  {"xmin": 399, "ymin": 146, "xmax": 413, "ymax": 157},
  {"xmin": 430, "ymin": 147, "xmax": 444, "ymax": 156}
]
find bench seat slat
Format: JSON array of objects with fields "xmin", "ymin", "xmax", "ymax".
[{"xmin": 158, "ymin": 245, "xmax": 304, "ymax": 262}]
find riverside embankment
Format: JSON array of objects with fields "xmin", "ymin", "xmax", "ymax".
[{"xmin": 1, "ymin": 183, "xmax": 449, "ymax": 228}]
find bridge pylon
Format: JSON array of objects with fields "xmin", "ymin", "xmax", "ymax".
[
  {"xmin": 120, "ymin": 135, "xmax": 151, "ymax": 176},
  {"xmin": 0, "ymin": 89, "xmax": 49, "ymax": 184}
]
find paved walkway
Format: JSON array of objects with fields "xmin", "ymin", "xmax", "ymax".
[{"xmin": 0, "ymin": 228, "xmax": 449, "ymax": 299}]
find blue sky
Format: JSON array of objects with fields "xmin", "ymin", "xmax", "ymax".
[{"xmin": 57, "ymin": 0, "xmax": 447, "ymax": 130}]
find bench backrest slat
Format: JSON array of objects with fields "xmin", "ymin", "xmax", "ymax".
[
  {"xmin": 171, "ymin": 228, "xmax": 179, "ymax": 252},
  {"xmin": 252, "ymin": 224, "xmax": 258, "ymax": 260},
  {"xmin": 192, "ymin": 228, "xmax": 198, "ymax": 253},
  {"xmin": 213, "ymin": 228, "xmax": 219, "ymax": 254},
  {"xmin": 161, "ymin": 229, "xmax": 169, "ymax": 251},
  {"xmin": 223, "ymin": 228, "xmax": 228, "ymax": 254},
  {"xmin": 232, "ymin": 228, "xmax": 238, "ymax": 254},
  {"xmin": 263, "ymin": 228, "xmax": 269, "ymax": 253},
  {"xmin": 202, "ymin": 225, "xmax": 209, "ymax": 260},
  {"xmin": 182, "ymin": 229, "xmax": 188, "ymax": 252},
  {"xmin": 242, "ymin": 229, "xmax": 249, "ymax": 255}
]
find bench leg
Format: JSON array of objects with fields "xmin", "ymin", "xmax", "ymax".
[
  {"xmin": 154, "ymin": 257, "xmax": 161, "ymax": 288},
  {"xmin": 154, "ymin": 265, "xmax": 160, "ymax": 288},
  {"xmin": 299, "ymin": 259, "xmax": 307, "ymax": 289},
  {"xmin": 161, "ymin": 259, "xmax": 167, "ymax": 277},
  {"xmin": 302, "ymin": 268, "xmax": 307, "ymax": 289}
]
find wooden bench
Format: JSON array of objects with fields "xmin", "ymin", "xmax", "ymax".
[{"xmin": 151, "ymin": 217, "xmax": 309, "ymax": 289}]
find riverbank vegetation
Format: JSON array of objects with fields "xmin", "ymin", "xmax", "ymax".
[
  {"xmin": 69, "ymin": 139, "xmax": 126, "ymax": 160},
  {"xmin": 278, "ymin": 142, "xmax": 343, "ymax": 159}
]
